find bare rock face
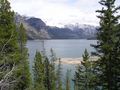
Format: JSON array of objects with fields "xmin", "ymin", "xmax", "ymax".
[
  {"xmin": 15, "ymin": 14, "xmax": 51, "ymax": 40},
  {"xmin": 25, "ymin": 17, "xmax": 46, "ymax": 30}
]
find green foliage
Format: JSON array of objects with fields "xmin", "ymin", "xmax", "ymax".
[
  {"xmin": 33, "ymin": 49, "xmax": 64, "ymax": 90},
  {"xmin": 44, "ymin": 57, "xmax": 52, "ymax": 90},
  {"xmin": 50, "ymin": 49, "xmax": 57, "ymax": 90},
  {"xmin": 18, "ymin": 23, "xmax": 27, "ymax": 49},
  {"xmin": 0, "ymin": 0, "xmax": 19, "ymax": 64},
  {"xmin": 0, "ymin": 0, "xmax": 20, "ymax": 89},
  {"xmin": 33, "ymin": 51, "xmax": 45, "ymax": 90},
  {"xmin": 56, "ymin": 58, "xmax": 63, "ymax": 90},
  {"xmin": 17, "ymin": 23, "xmax": 31, "ymax": 89},
  {"xmin": 0, "ymin": 0, "xmax": 31, "ymax": 89},
  {"xmin": 74, "ymin": 49, "xmax": 96, "ymax": 90},
  {"xmin": 92, "ymin": 0, "xmax": 120, "ymax": 89},
  {"xmin": 66, "ymin": 70, "xmax": 70, "ymax": 90}
]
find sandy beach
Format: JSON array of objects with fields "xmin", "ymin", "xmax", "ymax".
[{"xmin": 55, "ymin": 57, "xmax": 98, "ymax": 65}]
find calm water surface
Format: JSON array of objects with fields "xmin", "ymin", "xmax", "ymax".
[
  {"xmin": 27, "ymin": 39, "xmax": 97, "ymax": 58},
  {"xmin": 27, "ymin": 39, "xmax": 97, "ymax": 89}
]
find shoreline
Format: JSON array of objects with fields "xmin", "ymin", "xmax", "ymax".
[
  {"xmin": 55, "ymin": 56, "xmax": 98, "ymax": 65},
  {"xmin": 27, "ymin": 39, "xmax": 97, "ymax": 41}
]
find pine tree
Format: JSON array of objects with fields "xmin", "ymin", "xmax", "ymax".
[
  {"xmin": 17, "ymin": 23, "xmax": 31, "ymax": 89},
  {"xmin": 0, "ymin": 0, "xmax": 19, "ymax": 65},
  {"xmin": 18, "ymin": 23, "xmax": 27, "ymax": 53},
  {"xmin": 44, "ymin": 57, "xmax": 51, "ymax": 90},
  {"xmin": 66, "ymin": 70, "xmax": 70, "ymax": 90},
  {"xmin": 56, "ymin": 58, "xmax": 63, "ymax": 90},
  {"xmin": 33, "ymin": 51, "xmax": 45, "ymax": 90},
  {"xmin": 74, "ymin": 49, "xmax": 96, "ymax": 90},
  {"xmin": 50, "ymin": 49, "xmax": 57, "ymax": 90},
  {"xmin": 0, "ymin": 0, "xmax": 31, "ymax": 89},
  {"xmin": 33, "ymin": 49, "xmax": 62, "ymax": 90},
  {"xmin": 92, "ymin": 0, "xmax": 120, "ymax": 89},
  {"xmin": 0, "ymin": 0, "xmax": 21, "ymax": 89}
]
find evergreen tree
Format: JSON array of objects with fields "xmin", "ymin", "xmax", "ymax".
[
  {"xmin": 92, "ymin": 0, "xmax": 120, "ymax": 89},
  {"xmin": 33, "ymin": 51, "xmax": 45, "ymax": 90},
  {"xmin": 0, "ymin": 0, "xmax": 31, "ymax": 89},
  {"xmin": 33, "ymin": 49, "xmax": 62, "ymax": 90},
  {"xmin": 44, "ymin": 57, "xmax": 51, "ymax": 90},
  {"xmin": 0, "ymin": 0, "xmax": 21, "ymax": 89},
  {"xmin": 18, "ymin": 23, "xmax": 27, "ymax": 53},
  {"xmin": 74, "ymin": 49, "xmax": 96, "ymax": 90},
  {"xmin": 50, "ymin": 49, "xmax": 57, "ymax": 90},
  {"xmin": 17, "ymin": 23, "xmax": 31, "ymax": 89},
  {"xmin": 56, "ymin": 58, "xmax": 63, "ymax": 90},
  {"xmin": 66, "ymin": 70, "xmax": 70, "ymax": 90},
  {"xmin": 0, "ymin": 0, "xmax": 19, "ymax": 66}
]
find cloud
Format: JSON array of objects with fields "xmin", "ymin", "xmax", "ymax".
[{"xmin": 10, "ymin": 0, "xmax": 113, "ymax": 27}]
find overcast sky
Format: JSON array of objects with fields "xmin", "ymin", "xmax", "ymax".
[{"xmin": 10, "ymin": 0, "xmax": 120, "ymax": 27}]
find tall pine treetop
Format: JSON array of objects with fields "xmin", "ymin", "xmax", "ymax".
[
  {"xmin": 0, "ymin": 0, "xmax": 18, "ymax": 55},
  {"xmin": 92, "ymin": 0, "xmax": 120, "ymax": 89}
]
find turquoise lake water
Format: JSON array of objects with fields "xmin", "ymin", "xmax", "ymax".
[
  {"xmin": 27, "ymin": 39, "xmax": 97, "ymax": 57},
  {"xmin": 27, "ymin": 39, "xmax": 97, "ymax": 89}
]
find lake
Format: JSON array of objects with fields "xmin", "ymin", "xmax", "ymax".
[
  {"xmin": 27, "ymin": 39, "xmax": 97, "ymax": 58},
  {"xmin": 26, "ymin": 39, "xmax": 97, "ymax": 89}
]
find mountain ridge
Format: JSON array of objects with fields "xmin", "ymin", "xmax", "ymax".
[{"xmin": 15, "ymin": 14, "xmax": 98, "ymax": 40}]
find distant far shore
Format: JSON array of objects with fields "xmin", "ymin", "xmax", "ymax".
[
  {"xmin": 27, "ymin": 38, "xmax": 97, "ymax": 40},
  {"xmin": 55, "ymin": 56, "xmax": 98, "ymax": 65}
]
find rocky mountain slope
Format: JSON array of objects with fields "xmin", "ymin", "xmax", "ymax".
[{"xmin": 15, "ymin": 14, "xmax": 98, "ymax": 40}]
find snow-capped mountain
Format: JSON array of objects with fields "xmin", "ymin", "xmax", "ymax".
[
  {"xmin": 16, "ymin": 14, "xmax": 98, "ymax": 40},
  {"xmin": 64, "ymin": 23, "xmax": 98, "ymax": 39}
]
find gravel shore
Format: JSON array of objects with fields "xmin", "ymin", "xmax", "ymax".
[{"xmin": 55, "ymin": 56, "xmax": 98, "ymax": 65}]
